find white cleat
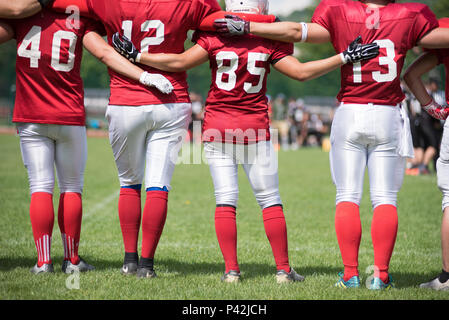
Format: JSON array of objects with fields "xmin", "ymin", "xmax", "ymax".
[
  {"xmin": 276, "ymin": 268, "xmax": 305, "ymax": 284},
  {"xmin": 221, "ymin": 270, "xmax": 241, "ymax": 283},
  {"xmin": 62, "ymin": 257, "xmax": 95, "ymax": 274},
  {"xmin": 420, "ymin": 275, "xmax": 449, "ymax": 291},
  {"xmin": 30, "ymin": 263, "xmax": 54, "ymax": 274}
]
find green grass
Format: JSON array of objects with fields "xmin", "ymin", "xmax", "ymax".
[{"xmin": 0, "ymin": 133, "xmax": 448, "ymax": 300}]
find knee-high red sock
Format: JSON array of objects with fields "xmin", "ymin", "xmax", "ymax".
[
  {"xmin": 335, "ymin": 201, "xmax": 361, "ymax": 281},
  {"xmin": 58, "ymin": 192, "xmax": 82, "ymax": 265},
  {"xmin": 141, "ymin": 190, "xmax": 168, "ymax": 259},
  {"xmin": 215, "ymin": 206, "xmax": 239, "ymax": 273},
  {"xmin": 262, "ymin": 205, "xmax": 290, "ymax": 273},
  {"xmin": 118, "ymin": 187, "xmax": 142, "ymax": 254},
  {"xmin": 30, "ymin": 192, "xmax": 54, "ymax": 267},
  {"xmin": 371, "ymin": 204, "xmax": 398, "ymax": 283}
]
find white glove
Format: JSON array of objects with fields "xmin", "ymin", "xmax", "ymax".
[
  {"xmin": 139, "ymin": 71, "xmax": 174, "ymax": 94},
  {"xmin": 422, "ymin": 99, "xmax": 449, "ymax": 120}
]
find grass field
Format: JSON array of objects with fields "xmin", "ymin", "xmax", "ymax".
[{"xmin": 0, "ymin": 132, "xmax": 448, "ymax": 302}]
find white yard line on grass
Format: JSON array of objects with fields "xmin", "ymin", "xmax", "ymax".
[{"xmin": 83, "ymin": 190, "xmax": 119, "ymax": 219}]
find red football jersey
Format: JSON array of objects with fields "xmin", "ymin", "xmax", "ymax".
[
  {"xmin": 8, "ymin": 9, "xmax": 101, "ymax": 125},
  {"xmin": 86, "ymin": 0, "xmax": 221, "ymax": 106},
  {"xmin": 193, "ymin": 32, "xmax": 293, "ymax": 143},
  {"xmin": 312, "ymin": 0, "xmax": 438, "ymax": 105}
]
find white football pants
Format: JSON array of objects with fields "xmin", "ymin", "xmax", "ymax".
[
  {"xmin": 17, "ymin": 123, "xmax": 87, "ymax": 195},
  {"xmin": 106, "ymin": 103, "xmax": 191, "ymax": 190},
  {"xmin": 329, "ymin": 103, "xmax": 408, "ymax": 209},
  {"xmin": 437, "ymin": 120, "xmax": 449, "ymax": 211},
  {"xmin": 204, "ymin": 140, "xmax": 281, "ymax": 209}
]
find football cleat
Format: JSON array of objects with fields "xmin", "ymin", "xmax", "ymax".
[
  {"xmin": 136, "ymin": 267, "xmax": 157, "ymax": 279},
  {"xmin": 419, "ymin": 275, "xmax": 449, "ymax": 291},
  {"xmin": 30, "ymin": 263, "xmax": 54, "ymax": 274},
  {"xmin": 221, "ymin": 270, "xmax": 241, "ymax": 283},
  {"xmin": 335, "ymin": 272, "xmax": 361, "ymax": 288},
  {"xmin": 276, "ymin": 268, "xmax": 305, "ymax": 283},
  {"xmin": 368, "ymin": 275, "xmax": 395, "ymax": 290},
  {"xmin": 62, "ymin": 257, "xmax": 95, "ymax": 274},
  {"xmin": 121, "ymin": 262, "xmax": 138, "ymax": 275}
]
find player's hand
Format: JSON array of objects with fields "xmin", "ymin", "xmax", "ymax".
[
  {"xmin": 213, "ymin": 15, "xmax": 250, "ymax": 36},
  {"xmin": 341, "ymin": 36, "xmax": 379, "ymax": 64},
  {"xmin": 112, "ymin": 32, "xmax": 141, "ymax": 63},
  {"xmin": 139, "ymin": 71, "xmax": 174, "ymax": 95},
  {"xmin": 422, "ymin": 99, "xmax": 449, "ymax": 120}
]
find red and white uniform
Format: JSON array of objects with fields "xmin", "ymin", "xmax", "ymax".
[
  {"xmin": 194, "ymin": 31, "xmax": 293, "ymax": 208},
  {"xmin": 7, "ymin": 9, "xmax": 102, "ymax": 195},
  {"xmin": 85, "ymin": 0, "xmax": 220, "ymax": 190},
  {"xmin": 312, "ymin": 0, "xmax": 438, "ymax": 208},
  {"xmin": 312, "ymin": 0, "xmax": 438, "ymax": 106},
  {"xmin": 86, "ymin": 0, "xmax": 221, "ymax": 106},
  {"xmin": 9, "ymin": 8, "xmax": 100, "ymax": 126},
  {"xmin": 194, "ymin": 32, "xmax": 293, "ymax": 144}
]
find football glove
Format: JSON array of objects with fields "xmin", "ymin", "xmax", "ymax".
[
  {"xmin": 38, "ymin": 0, "xmax": 55, "ymax": 8},
  {"xmin": 112, "ymin": 32, "xmax": 141, "ymax": 63},
  {"xmin": 340, "ymin": 36, "xmax": 380, "ymax": 64},
  {"xmin": 213, "ymin": 15, "xmax": 250, "ymax": 36},
  {"xmin": 422, "ymin": 99, "xmax": 449, "ymax": 120},
  {"xmin": 139, "ymin": 71, "xmax": 174, "ymax": 95}
]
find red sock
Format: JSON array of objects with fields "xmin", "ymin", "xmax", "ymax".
[
  {"xmin": 30, "ymin": 192, "xmax": 54, "ymax": 267},
  {"xmin": 215, "ymin": 206, "xmax": 239, "ymax": 273},
  {"xmin": 335, "ymin": 201, "xmax": 361, "ymax": 281},
  {"xmin": 58, "ymin": 192, "xmax": 82, "ymax": 265},
  {"xmin": 371, "ymin": 204, "xmax": 398, "ymax": 283},
  {"xmin": 141, "ymin": 190, "xmax": 168, "ymax": 259},
  {"xmin": 118, "ymin": 188, "xmax": 142, "ymax": 254},
  {"xmin": 262, "ymin": 205, "xmax": 290, "ymax": 273}
]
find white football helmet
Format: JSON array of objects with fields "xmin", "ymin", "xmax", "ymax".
[{"xmin": 225, "ymin": 0, "xmax": 269, "ymax": 15}]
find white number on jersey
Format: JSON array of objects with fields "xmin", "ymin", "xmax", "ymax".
[
  {"xmin": 215, "ymin": 51, "xmax": 269, "ymax": 93},
  {"xmin": 353, "ymin": 39, "xmax": 397, "ymax": 83},
  {"xmin": 121, "ymin": 20, "xmax": 165, "ymax": 52},
  {"xmin": 17, "ymin": 26, "xmax": 77, "ymax": 72}
]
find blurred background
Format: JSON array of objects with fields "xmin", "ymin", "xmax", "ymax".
[{"xmin": 0, "ymin": 0, "xmax": 448, "ymax": 154}]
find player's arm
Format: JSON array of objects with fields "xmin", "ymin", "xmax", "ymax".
[
  {"xmin": 417, "ymin": 28, "xmax": 449, "ymax": 49},
  {"xmin": 213, "ymin": 15, "xmax": 331, "ymax": 44},
  {"xmin": 111, "ymin": 32, "xmax": 209, "ymax": 72},
  {"xmin": 0, "ymin": 0, "xmax": 52, "ymax": 19},
  {"xmin": 0, "ymin": 21, "xmax": 13, "ymax": 43},
  {"xmin": 249, "ymin": 21, "xmax": 331, "ymax": 44},
  {"xmin": 403, "ymin": 51, "xmax": 449, "ymax": 120},
  {"xmin": 273, "ymin": 36, "xmax": 379, "ymax": 82},
  {"xmin": 82, "ymin": 31, "xmax": 173, "ymax": 94}
]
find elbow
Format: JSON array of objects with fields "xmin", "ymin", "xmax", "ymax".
[{"xmin": 9, "ymin": 2, "xmax": 30, "ymax": 18}]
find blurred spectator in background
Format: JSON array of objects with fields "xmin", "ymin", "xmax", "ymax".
[
  {"xmin": 270, "ymin": 94, "xmax": 289, "ymax": 150},
  {"xmin": 189, "ymin": 92, "xmax": 204, "ymax": 144},
  {"xmin": 406, "ymin": 78, "xmax": 445, "ymax": 175}
]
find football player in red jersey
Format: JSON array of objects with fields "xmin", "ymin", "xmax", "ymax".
[
  {"xmin": 112, "ymin": 0, "xmax": 379, "ymax": 283},
  {"xmin": 214, "ymin": 0, "xmax": 446, "ymax": 289},
  {"xmin": 0, "ymin": 0, "xmax": 53, "ymax": 19},
  {"xmin": 403, "ymin": 18, "xmax": 449, "ymax": 291},
  {"xmin": 82, "ymin": 0, "xmax": 222, "ymax": 279},
  {"xmin": 0, "ymin": 8, "xmax": 171, "ymax": 274}
]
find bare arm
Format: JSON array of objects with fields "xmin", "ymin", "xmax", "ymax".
[
  {"xmin": 0, "ymin": 0, "xmax": 43, "ymax": 19},
  {"xmin": 403, "ymin": 52, "xmax": 439, "ymax": 106},
  {"xmin": 248, "ymin": 21, "xmax": 331, "ymax": 44},
  {"xmin": 273, "ymin": 54, "xmax": 342, "ymax": 82},
  {"xmin": 138, "ymin": 44, "xmax": 209, "ymax": 72},
  {"xmin": 82, "ymin": 31, "xmax": 144, "ymax": 82},
  {"xmin": 0, "ymin": 21, "xmax": 14, "ymax": 44},
  {"xmin": 417, "ymin": 28, "xmax": 449, "ymax": 49}
]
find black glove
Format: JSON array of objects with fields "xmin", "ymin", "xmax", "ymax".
[
  {"xmin": 38, "ymin": 0, "xmax": 55, "ymax": 8},
  {"xmin": 112, "ymin": 32, "xmax": 141, "ymax": 63},
  {"xmin": 213, "ymin": 15, "xmax": 250, "ymax": 36},
  {"xmin": 341, "ymin": 36, "xmax": 380, "ymax": 64}
]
